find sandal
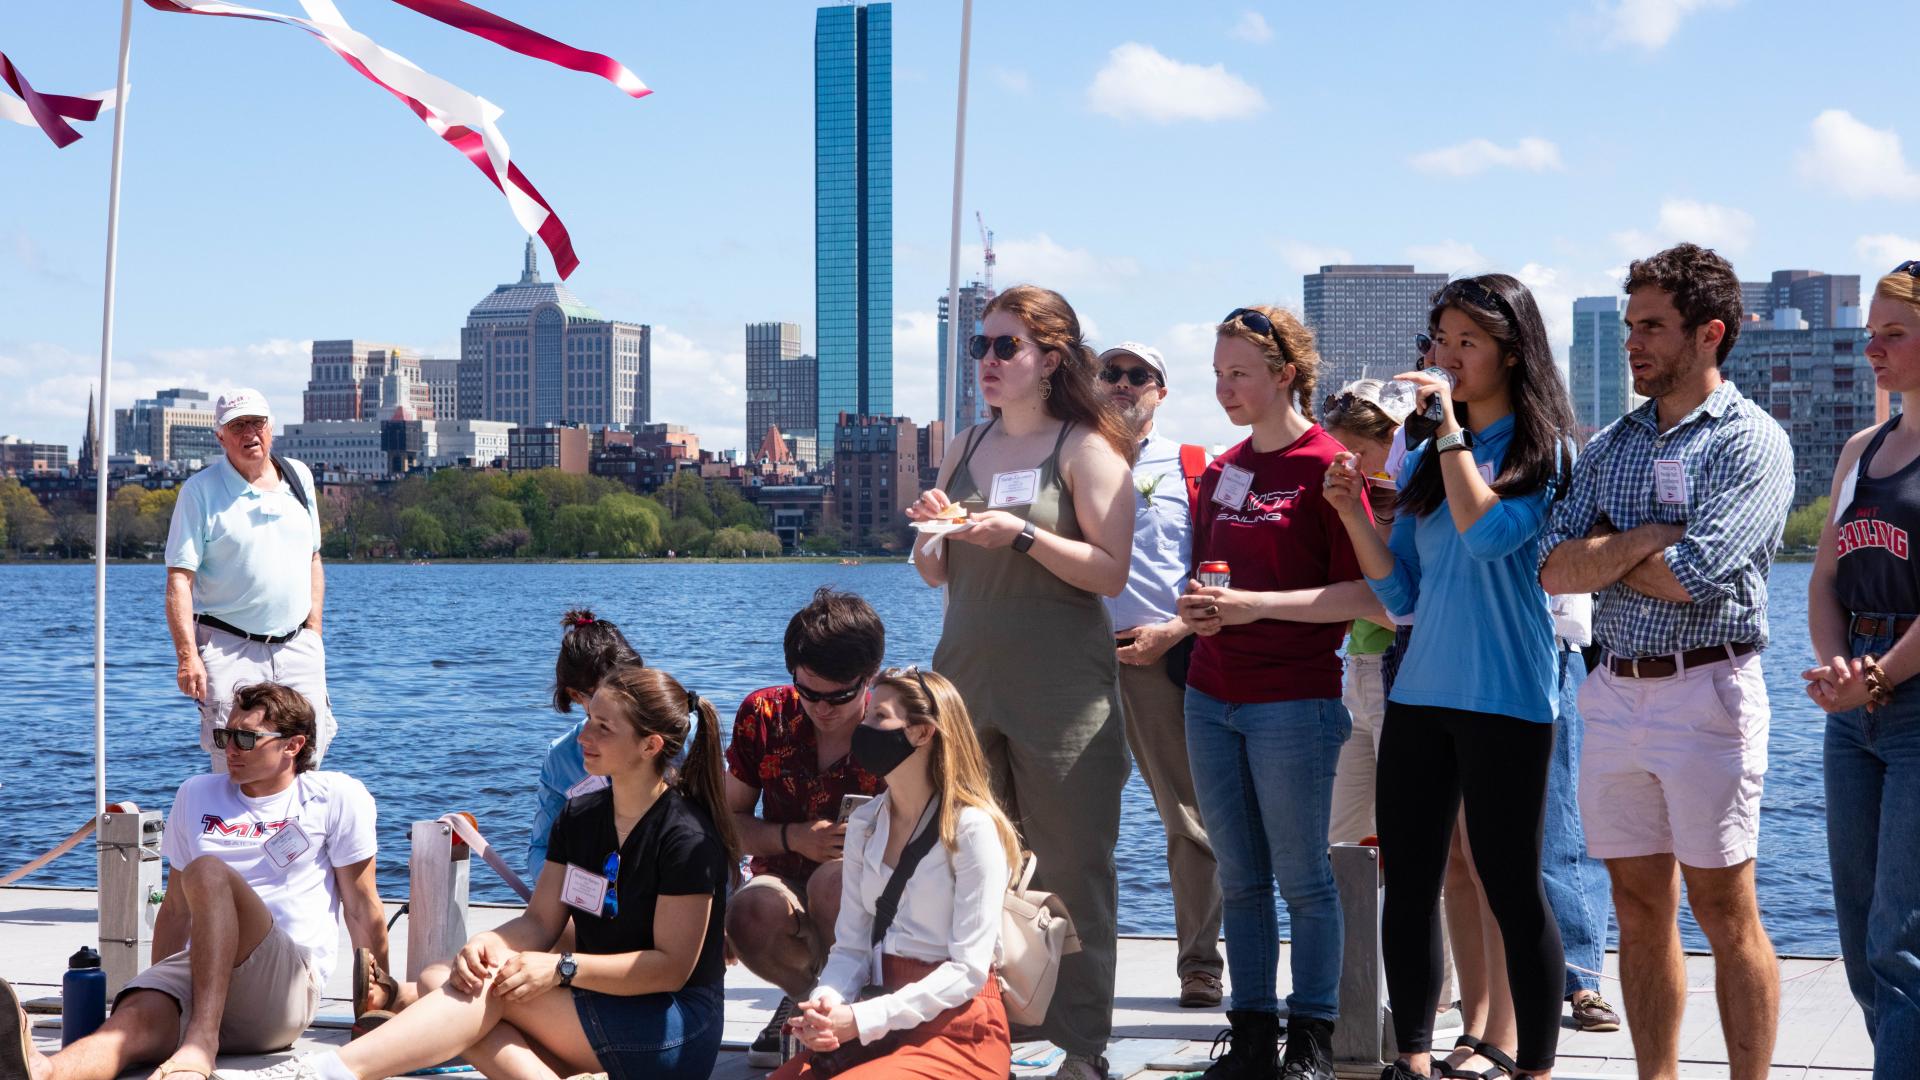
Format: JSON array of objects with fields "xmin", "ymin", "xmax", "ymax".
[
  {"xmin": 150, "ymin": 1060, "xmax": 213, "ymax": 1080},
  {"xmin": 351, "ymin": 948, "xmax": 398, "ymax": 1018},
  {"xmin": 1433, "ymin": 1035, "xmax": 1482, "ymax": 1079},
  {"xmin": 1451, "ymin": 1042, "xmax": 1519, "ymax": 1080}
]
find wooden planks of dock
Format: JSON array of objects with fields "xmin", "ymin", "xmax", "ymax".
[{"xmin": 2, "ymin": 886, "xmax": 1871, "ymax": 1079}]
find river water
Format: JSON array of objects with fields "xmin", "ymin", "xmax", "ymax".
[{"xmin": 0, "ymin": 560, "xmax": 1837, "ymax": 954}]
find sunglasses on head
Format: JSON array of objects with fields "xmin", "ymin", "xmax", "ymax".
[
  {"xmin": 1896, "ymin": 260, "xmax": 1920, "ymax": 279},
  {"xmin": 1099, "ymin": 366, "xmax": 1158, "ymax": 387},
  {"xmin": 907, "ymin": 667, "xmax": 941, "ymax": 720},
  {"xmin": 792, "ymin": 677, "xmax": 866, "ymax": 706},
  {"xmin": 968, "ymin": 335, "xmax": 1024, "ymax": 361},
  {"xmin": 211, "ymin": 728, "xmax": 286, "ymax": 751},
  {"xmin": 1224, "ymin": 308, "xmax": 1281, "ymax": 341}
]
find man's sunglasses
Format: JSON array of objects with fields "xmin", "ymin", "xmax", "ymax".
[
  {"xmin": 211, "ymin": 728, "xmax": 286, "ymax": 751},
  {"xmin": 968, "ymin": 335, "xmax": 1024, "ymax": 361},
  {"xmin": 1099, "ymin": 366, "xmax": 1158, "ymax": 388},
  {"xmin": 792, "ymin": 678, "xmax": 866, "ymax": 706},
  {"xmin": 1896, "ymin": 260, "xmax": 1920, "ymax": 279}
]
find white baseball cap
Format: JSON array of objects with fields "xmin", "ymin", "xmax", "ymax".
[
  {"xmin": 1097, "ymin": 342, "xmax": 1168, "ymax": 385},
  {"xmin": 214, "ymin": 388, "xmax": 272, "ymax": 428}
]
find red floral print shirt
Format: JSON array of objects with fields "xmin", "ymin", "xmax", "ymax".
[{"xmin": 725, "ymin": 685, "xmax": 886, "ymax": 881}]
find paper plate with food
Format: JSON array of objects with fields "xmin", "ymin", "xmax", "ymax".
[{"xmin": 911, "ymin": 504, "xmax": 974, "ymax": 535}]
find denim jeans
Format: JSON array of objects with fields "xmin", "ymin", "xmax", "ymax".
[
  {"xmin": 1826, "ymin": 620, "xmax": 1920, "ymax": 1078},
  {"xmin": 1184, "ymin": 687, "xmax": 1349, "ymax": 1019},
  {"xmin": 1541, "ymin": 647, "xmax": 1611, "ymax": 996}
]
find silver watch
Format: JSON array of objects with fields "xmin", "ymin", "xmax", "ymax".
[{"xmin": 1433, "ymin": 429, "xmax": 1473, "ymax": 455}]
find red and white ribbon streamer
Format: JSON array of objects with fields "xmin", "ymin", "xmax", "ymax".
[
  {"xmin": 384, "ymin": 0, "xmax": 648, "ymax": 99},
  {"xmin": 0, "ymin": 50, "xmax": 120, "ymax": 148},
  {"xmin": 142, "ymin": 0, "xmax": 597, "ymax": 277}
]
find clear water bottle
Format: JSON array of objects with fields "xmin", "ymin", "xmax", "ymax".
[
  {"xmin": 1394, "ymin": 368, "xmax": 1457, "ymax": 446},
  {"xmin": 62, "ymin": 945, "xmax": 105, "ymax": 1046}
]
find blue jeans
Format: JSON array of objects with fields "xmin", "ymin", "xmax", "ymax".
[
  {"xmin": 1184, "ymin": 688, "xmax": 1349, "ymax": 1019},
  {"xmin": 1541, "ymin": 648, "xmax": 1611, "ymax": 996},
  {"xmin": 1826, "ymin": 620, "xmax": 1920, "ymax": 1077},
  {"xmin": 573, "ymin": 983, "xmax": 724, "ymax": 1080}
]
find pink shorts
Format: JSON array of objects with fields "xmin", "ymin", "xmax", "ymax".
[{"xmin": 1577, "ymin": 650, "xmax": 1769, "ymax": 869}]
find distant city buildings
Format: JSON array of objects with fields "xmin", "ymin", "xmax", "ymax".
[
  {"xmin": 814, "ymin": 1, "xmax": 893, "ymax": 460},
  {"xmin": 461, "ymin": 240, "xmax": 651, "ymax": 429},
  {"xmin": 1303, "ymin": 264, "xmax": 1448, "ymax": 395},
  {"xmin": 1570, "ymin": 296, "xmax": 1632, "ymax": 436},
  {"xmin": 937, "ymin": 281, "xmax": 992, "ymax": 431},
  {"xmin": 1723, "ymin": 306, "xmax": 1875, "ymax": 508},
  {"xmin": 420, "ymin": 357, "xmax": 462, "ymax": 421},
  {"xmin": 833, "ymin": 413, "xmax": 916, "ymax": 545},
  {"xmin": 278, "ymin": 417, "xmax": 514, "ymax": 477},
  {"xmin": 115, "ymin": 387, "xmax": 218, "ymax": 466},
  {"xmin": 1742, "ymin": 269, "xmax": 1861, "ymax": 329},
  {"xmin": 0, "ymin": 435, "xmax": 69, "ymax": 476},
  {"xmin": 304, "ymin": 340, "xmax": 434, "ymax": 422},
  {"xmin": 745, "ymin": 322, "xmax": 818, "ymax": 465}
]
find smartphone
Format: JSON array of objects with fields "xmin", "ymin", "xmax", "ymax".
[{"xmin": 836, "ymin": 794, "xmax": 874, "ymax": 824}]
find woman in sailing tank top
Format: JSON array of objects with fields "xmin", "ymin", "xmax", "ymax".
[
  {"xmin": 1805, "ymin": 264, "xmax": 1920, "ymax": 1074},
  {"xmin": 906, "ymin": 285, "xmax": 1135, "ymax": 1080}
]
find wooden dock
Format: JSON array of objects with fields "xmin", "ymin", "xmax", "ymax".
[{"xmin": 2, "ymin": 886, "xmax": 1872, "ymax": 1079}]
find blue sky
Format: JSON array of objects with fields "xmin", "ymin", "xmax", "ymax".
[{"xmin": 4, "ymin": 0, "xmax": 1918, "ymax": 455}]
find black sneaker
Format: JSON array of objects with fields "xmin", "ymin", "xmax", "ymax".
[
  {"xmin": 1203, "ymin": 1009, "xmax": 1279, "ymax": 1078},
  {"xmin": 1279, "ymin": 1017, "xmax": 1335, "ymax": 1080},
  {"xmin": 746, "ymin": 996, "xmax": 796, "ymax": 1068}
]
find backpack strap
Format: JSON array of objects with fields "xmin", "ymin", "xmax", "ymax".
[
  {"xmin": 1178, "ymin": 443, "xmax": 1207, "ymax": 524},
  {"xmin": 869, "ymin": 797, "xmax": 942, "ymax": 948},
  {"xmin": 271, "ymin": 454, "xmax": 312, "ymax": 513}
]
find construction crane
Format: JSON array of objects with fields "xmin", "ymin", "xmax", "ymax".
[{"xmin": 975, "ymin": 210, "xmax": 995, "ymax": 294}]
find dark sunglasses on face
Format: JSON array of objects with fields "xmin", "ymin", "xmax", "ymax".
[
  {"xmin": 793, "ymin": 678, "xmax": 865, "ymax": 706},
  {"xmin": 1896, "ymin": 260, "xmax": 1920, "ymax": 278},
  {"xmin": 1099, "ymin": 366, "xmax": 1158, "ymax": 387},
  {"xmin": 1415, "ymin": 333, "xmax": 1434, "ymax": 355},
  {"xmin": 968, "ymin": 335, "xmax": 1024, "ymax": 361},
  {"xmin": 211, "ymin": 728, "xmax": 286, "ymax": 751}
]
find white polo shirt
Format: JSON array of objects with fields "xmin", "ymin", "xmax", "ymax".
[{"xmin": 165, "ymin": 455, "xmax": 320, "ymax": 637}]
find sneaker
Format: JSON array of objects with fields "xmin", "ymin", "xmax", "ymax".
[
  {"xmin": 1279, "ymin": 1016, "xmax": 1335, "ymax": 1080},
  {"xmin": 1050, "ymin": 1054, "xmax": 1109, "ymax": 1080},
  {"xmin": 211, "ymin": 1060, "xmax": 322, "ymax": 1080},
  {"xmin": 1180, "ymin": 970, "xmax": 1225, "ymax": 1008},
  {"xmin": 746, "ymin": 996, "xmax": 797, "ymax": 1067},
  {"xmin": 1380, "ymin": 1063, "xmax": 1433, "ymax": 1080},
  {"xmin": 1, "ymin": 978, "xmax": 32, "ymax": 1080},
  {"xmin": 1569, "ymin": 990, "xmax": 1621, "ymax": 1032}
]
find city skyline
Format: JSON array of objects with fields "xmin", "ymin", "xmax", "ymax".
[{"xmin": 4, "ymin": 2, "xmax": 1918, "ymax": 456}]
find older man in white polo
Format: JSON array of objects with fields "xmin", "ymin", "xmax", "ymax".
[{"xmin": 164, "ymin": 388, "xmax": 334, "ymax": 769}]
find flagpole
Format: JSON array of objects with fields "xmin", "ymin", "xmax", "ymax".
[
  {"xmin": 940, "ymin": 0, "xmax": 973, "ymax": 435},
  {"xmin": 93, "ymin": 0, "xmax": 135, "ymax": 821}
]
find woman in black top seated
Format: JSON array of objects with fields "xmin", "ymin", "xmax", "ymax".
[{"xmin": 236, "ymin": 663, "xmax": 738, "ymax": 1080}]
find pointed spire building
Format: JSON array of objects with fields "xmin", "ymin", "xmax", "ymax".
[{"xmin": 79, "ymin": 389, "xmax": 100, "ymax": 475}]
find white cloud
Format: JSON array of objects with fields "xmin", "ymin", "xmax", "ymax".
[
  {"xmin": 990, "ymin": 67, "xmax": 1031, "ymax": 95},
  {"xmin": 1086, "ymin": 43, "xmax": 1267, "ymax": 124},
  {"xmin": 1410, "ymin": 137, "xmax": 1565, "ymax": 178},
  {"xmin": 988, "ymin": 233, "xmax": 1140, "ymax": 292},
  {"xmin": 1230, "ymin": 11, "xmax": 1273, "ymax": 44},
  {"xmin": 1611, "ymin": 198, "xmax": 1755, "ymax": 255},
  {"xmin": 1137, "ymin": 322, "xmax": 1236, "ymax": 450},
  {"xmin": 1798, "ymin": 110, "xmax": 1920, "ymax": 200},
  {"xmin": 893, "ymin": 310, "xmax": 940, "ymax": 426},
  {"xmin": 1599, "ymin": 0, "xmax": 1738, "ymax": 51},
  {"xmin": 1404, "ymin": 241, "xmax": 1492, "ymax": 276},
  {"xmin": 1857, "ymin": 234, "xmax": 1920, "ymax": 275},
  {"xmin": 1275, "ymin": 240, "xmax": 1354, "ymax": 279},
  {"xmin": 647, "ymin": 326, "xmax": 745, "ymax": 451},
  {"xmin": 1512, "ymin": 263, "xmax": 1627, "ymax": 370}
]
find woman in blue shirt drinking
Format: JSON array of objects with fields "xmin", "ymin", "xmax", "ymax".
[{"xmin": 1324, "ymin": 274, "xmax": 1578, "ymax": 1080}]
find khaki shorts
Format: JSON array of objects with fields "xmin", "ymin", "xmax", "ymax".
[{"xmin": 117, "ymin": 920, "xmax": 321, "ymax": 1054}]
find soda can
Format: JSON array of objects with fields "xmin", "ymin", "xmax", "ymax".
[{"xmin": 1198, "ymin": 561, "xmax": 1231, "ymax": 589}]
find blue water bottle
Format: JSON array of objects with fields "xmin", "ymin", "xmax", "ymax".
[{"xmin": 62, "ymin": 946, "xmax": 106, "ymax": 1046}]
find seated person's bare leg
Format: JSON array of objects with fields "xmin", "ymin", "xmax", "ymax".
[
  {"xmin": 365, "ymin": 927, "xmax": 575, "ymax": 1016},
  {"xmin": 803, "ymin": 861, "xmax": 843, "ymax": 975},
  {"xmin": 724, "ymin": 876, "xmax": 822, "ymax": 1001},
  {"xmin": 336, "ymin": 965, "xmax": 597, "ymax": 1080}
]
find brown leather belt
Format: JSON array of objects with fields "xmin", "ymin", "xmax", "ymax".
[
  {"xmin": 1607, "ymin": 642, "xmax": 1755, "ymax": 679},
  {"xmin": 1851, "ymin": 615, "xmax": 1917, "ymax": 639}
]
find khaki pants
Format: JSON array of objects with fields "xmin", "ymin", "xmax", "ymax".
[
  {"xmin": 1117, "ymin": 655, "xmax": 1223, "ymax": 979},
  {"xmin": 119, "ymin": 921, "xmax": 320, "ymax": 1053},
  {"xmin": 196, "ymin": 623, "xmax": 336, "ymax": 771}
]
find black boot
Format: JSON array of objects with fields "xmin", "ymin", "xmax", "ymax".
[
  {"xmin": 1202, "ymin": 1009, "xmax": 1280, "ymax": 1078},
  {"xmin": 1278, "ymin": 1016, "xmax": 1335, "ymax": 1080}
]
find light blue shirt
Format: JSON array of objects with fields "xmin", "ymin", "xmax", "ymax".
[
  {"xmin": 527, "ymin": 720, "xmax": 591, "ymax": 875},
  {"xmin": 164, "ymin": 455, "xmax": 321, "ymax": 637},
  {"xmin": 1366, "ymin": 415, "xmax": 1562, "ymax": 724},
  {"xmin": 1106, "ymin": 429, "xmax": 1199, "ymax": 632}
]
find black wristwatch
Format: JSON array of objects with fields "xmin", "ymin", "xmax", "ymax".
[
  {"xmin": 1011, "ymin": 519, "xmax": 1038, "ymax": 554},
  {"xmin": 557, "ymin": 952, "xmax": 577, "ymax": 987}
]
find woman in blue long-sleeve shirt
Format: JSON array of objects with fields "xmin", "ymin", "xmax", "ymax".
[{"xmin": 1324, "ymin": 275, "xmax": 1578, "ymax": 1080}]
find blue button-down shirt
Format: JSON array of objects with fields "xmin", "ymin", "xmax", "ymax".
[
  {"xmin": 1105, "ymin": 430, "xmax": 1199, "ymax": 632},
  {"xmin": 1538, "ymin": 381, "xmax": 1793, "ymax": 659}
]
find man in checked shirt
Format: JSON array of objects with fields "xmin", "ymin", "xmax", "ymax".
[{"xmin": 1540, "ymin": 243, "xmax": 1793, "ymax": 1080}]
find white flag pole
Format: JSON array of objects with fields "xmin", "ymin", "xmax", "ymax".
[
  {"xmin": 93, "ymin": 0, "xmax": 135, "ymax": 821},
  {"xmin": 940, "ymin": 0, "xmax": 973, "ymax": 436}
]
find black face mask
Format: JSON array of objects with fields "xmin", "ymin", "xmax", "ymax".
[{"xmin": 851, "ymin": 722, "xmax": 918, "ymax": 777}]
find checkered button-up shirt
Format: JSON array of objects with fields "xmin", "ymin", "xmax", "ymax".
[{"xmin": 1539, "ymin": 381, "xmax": 1793, "ymax": 659}]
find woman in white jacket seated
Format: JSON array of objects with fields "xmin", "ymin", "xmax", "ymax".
[{"xmin": 777, "ymin": 666, "xmax": 1023, "ymax": 1080}]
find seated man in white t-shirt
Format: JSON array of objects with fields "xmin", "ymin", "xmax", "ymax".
[{"xmin": 3, "ymin": 682, "xmax": 387, "ymax": 1080}]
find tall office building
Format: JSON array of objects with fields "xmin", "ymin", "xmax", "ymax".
[
  {"xmin": 1738, "ymin": 270, "xmax": 1861, "ymax": 329},
  {"xmin": 1569, "ymin": 296, "xmax": 1631, "ymax": 436},
  {"xmin": 420, "ymin": 357, "xmax": 462, "ymax": 421},
  {"xmin": 815, "ymin": 1, "xmax": 892, "ymax": 461},
  {"xmin": 937, "ymin": 281, "xmax": 992, "ymax": 431},
  {"xmin": 304, "ymin": 341, "xmax": 434, "ymax": 421},
  {"xmin": 745, "ymin": 322, "xmax": 818, "ymax": 465},
  {"xmin": 115, "ymin": 387, "xmax": 218, "ymax": 465},
  {"xmin": 1722, "ymin": 312, "xmax": 1873, "ymax": 508},
  {"xmin": 1302, "ymin": 264, "xmax": 1448, "ymax": 396},
  {"xmin": 461, "ymin": 240, "xmax": 651, "ymax": 428}
]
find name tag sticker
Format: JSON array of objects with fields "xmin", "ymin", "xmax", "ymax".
[
  {"xmin": 262, "ymin": 821, "xmax": 313, "ymax": 869},
  {"xmin": 1477, "ymin": 463, "xmax": 1496, "ymax": 485},
  {"xmin": 564, "ymin": 775, "xmax": 610, "ymax": 800},
  {"xmin": 1213, "ymin": 465, "xmax": 1255, "ymax": 509},
  {"xmin": 561, "ymin": 864, "xmax": 610, "ymax": 915},
  {"xmin": 1654, "ymin": 459, "xmax": 1688, "ymax": 505},
  {"xmin": 989, "ymin": 469, "xmax": 1041, "ymax": 508}
]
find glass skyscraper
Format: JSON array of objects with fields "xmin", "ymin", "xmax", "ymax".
[
  {"xmin": 815, "ymin": 2, "xmax": 892, "ymax": 461},
  {"xmin": 1570, "ymin": 296, "xmax": 1631, "ymax": 437}
]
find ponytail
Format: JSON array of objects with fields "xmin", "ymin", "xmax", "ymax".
[{"xmin": 678, "ymin": 691, "xmax": 740, "ymax": 866}]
